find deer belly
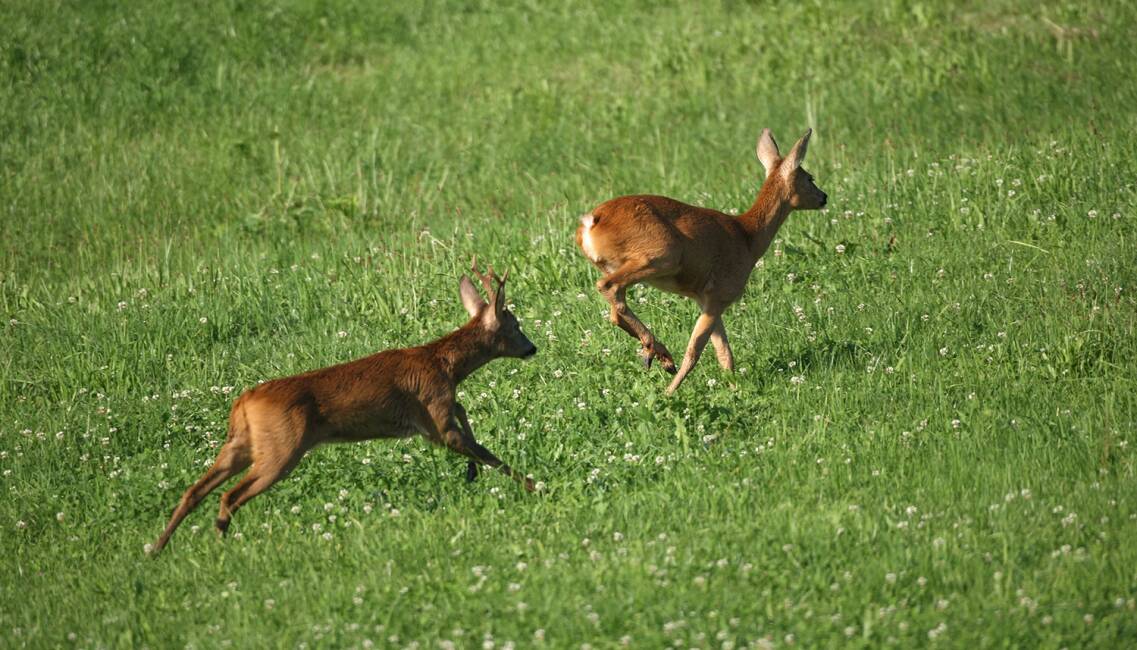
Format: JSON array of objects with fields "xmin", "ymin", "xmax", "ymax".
[
  {"xmin": 646, "ymin": 276, "xmax": 695, "ymax": 298},
  {"xmin": 323, "ymin": 422, "xmax": 415, "ymax": 444}
]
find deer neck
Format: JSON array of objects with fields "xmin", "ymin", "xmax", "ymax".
[
  {"xmin": 432, "ymin": 321, "xmax": 494, "ymax": 384},
  {"xmin": 739, "ymin": 180, "xmax": 794, "ymax": 260}
]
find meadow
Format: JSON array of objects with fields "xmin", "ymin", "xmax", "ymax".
[{"xmin": 2, "ymin": 0, "xmax": 1136, "ymax": 647}]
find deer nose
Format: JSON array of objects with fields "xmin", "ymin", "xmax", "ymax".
[
  {"xmin": 523, "ymin": 345, "xmax": 538, "ymax": 358},
  {"xmin": 820, "ymin": 194, "xmax": 828, "ymax": 207}
]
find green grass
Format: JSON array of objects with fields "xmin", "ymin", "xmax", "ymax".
[{"xmin": 3, "ymin": 0, "xmax": 1136, "ymax": 647}]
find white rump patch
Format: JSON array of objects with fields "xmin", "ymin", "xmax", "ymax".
[{"xmin": 580, "ymin": 213, "xmax": 601, "ymax": 263}]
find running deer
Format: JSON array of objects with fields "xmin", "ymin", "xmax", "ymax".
[
  {"xmin": 576, "ymin": 128, "xmax": 827, "ymax": 394},
  {"xmin": 151, "ymin": 261, "xmax": 538, "ymax": 554}
]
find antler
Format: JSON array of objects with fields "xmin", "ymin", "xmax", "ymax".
[{"xmin": 469, "ymin": 256, "xmax": 503, "ymax": 298}]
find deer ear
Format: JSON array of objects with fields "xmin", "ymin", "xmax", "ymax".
[
  {"xmin": 756, "ymin": 128, "xmax": 781, "ymax": 177},
  {"xmin": 459, "ymin": 276, "xmax": 486, "ymax": 317},
  {"xmin": 781, "ymin": 128, "xmax": 812, "ymax": 178}
]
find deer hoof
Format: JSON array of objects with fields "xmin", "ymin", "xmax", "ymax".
[{"xmin": 642, "ymin": 345, "xmax": 677, "ymax": 374}]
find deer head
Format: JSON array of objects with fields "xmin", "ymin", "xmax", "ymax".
[
  {"xmin": 459, "ymin": 259, "xmax": 538, "ymax": 359},
  {"xmin": 756, "ymin": 128, "xmax": 828, "ymax": 210}
]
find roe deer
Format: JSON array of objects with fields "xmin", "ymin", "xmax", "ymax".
[
  {"xmin": 151, "ymin": 261, "xmax": 538, "ymax": 554},
  {"xmin": 576, "ymin": 128, "xmax": 827, "ymax": 394}
]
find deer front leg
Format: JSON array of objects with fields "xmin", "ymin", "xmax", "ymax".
[
  {"xmin": 666, "ymin": 311, "xmax": 721, "ymax": 395},
  {"xmin": 436, "ymin": 405, "xmax": 535, "ymax": 492},
  {"xmin": 454, "ymin": 403, "xmax": 478, "ymax": 483},
  {"xmin": 443, "ymin": 428, "xmax": 535, "ymax": 492},
  {"xmin": 710, "ymin": 319, "xmax": 734, "ymax": 371}
]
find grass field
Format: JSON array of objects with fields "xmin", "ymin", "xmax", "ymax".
[{"xmin": 3, "ymin": 0, "xmax": 1136, "ymax": 647}]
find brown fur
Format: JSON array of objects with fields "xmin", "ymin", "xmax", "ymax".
[
  {"xmin": 576, "ymin": 129, "xmax": 828, "ymax": 393},
  {"xmin": 151, "ymin": 263, "xmax": 537, "ymax": 554}
]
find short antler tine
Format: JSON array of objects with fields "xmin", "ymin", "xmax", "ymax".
[
  {"xmin": 499, "ymin": 269, "xmax": 510, "ymax": 285},
  {"xmin": 470, "ymin": 255, "xmax": 496, "ymax": 295},
  {"xmin": 474, "ymin": 262, "xmax": 494, "ymax": 295}
]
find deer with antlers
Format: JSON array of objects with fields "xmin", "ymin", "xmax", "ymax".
[
  {"xmin": 151, "ymin": 261, "xmax": 537, "ymax": 554},
  {"xmin": 576, "ymin": 128, "xmax": 828, "ymax": 394}
]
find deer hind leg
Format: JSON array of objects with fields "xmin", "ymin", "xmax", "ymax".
[
  {"xmin": 598, "ymin": 260, "xmax": 677, "ymax": 374},
  {"xmin": 666, "ymin": 310, "xmax": 722, "ymax": 395},
  {"xmin": 608, "ymin": 288, "xmax": 669, "ymax": 369},
  {"xmin": 215, "ymin": 446, "xmax": 306, "ymax": 536},
  {"xmin": 151, "ymin": 442, "xmax": 251, "ymax": 554},
  {"xmin": 710, "ymin": 319, "xmax": 734, "ymax": 371}
]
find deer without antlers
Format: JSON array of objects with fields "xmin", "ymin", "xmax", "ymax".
[
  {"xmin": 151, "ymin": 261, "xmax": 538, "ymax": 555},
  {"xmin": 576, "ymin": 128, "xmax": 828, "ymax": 394}
]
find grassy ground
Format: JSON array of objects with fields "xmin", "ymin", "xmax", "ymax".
[{"xmin": 3, "ymin": 0, "xmax": 1136, "ymax": 647}]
